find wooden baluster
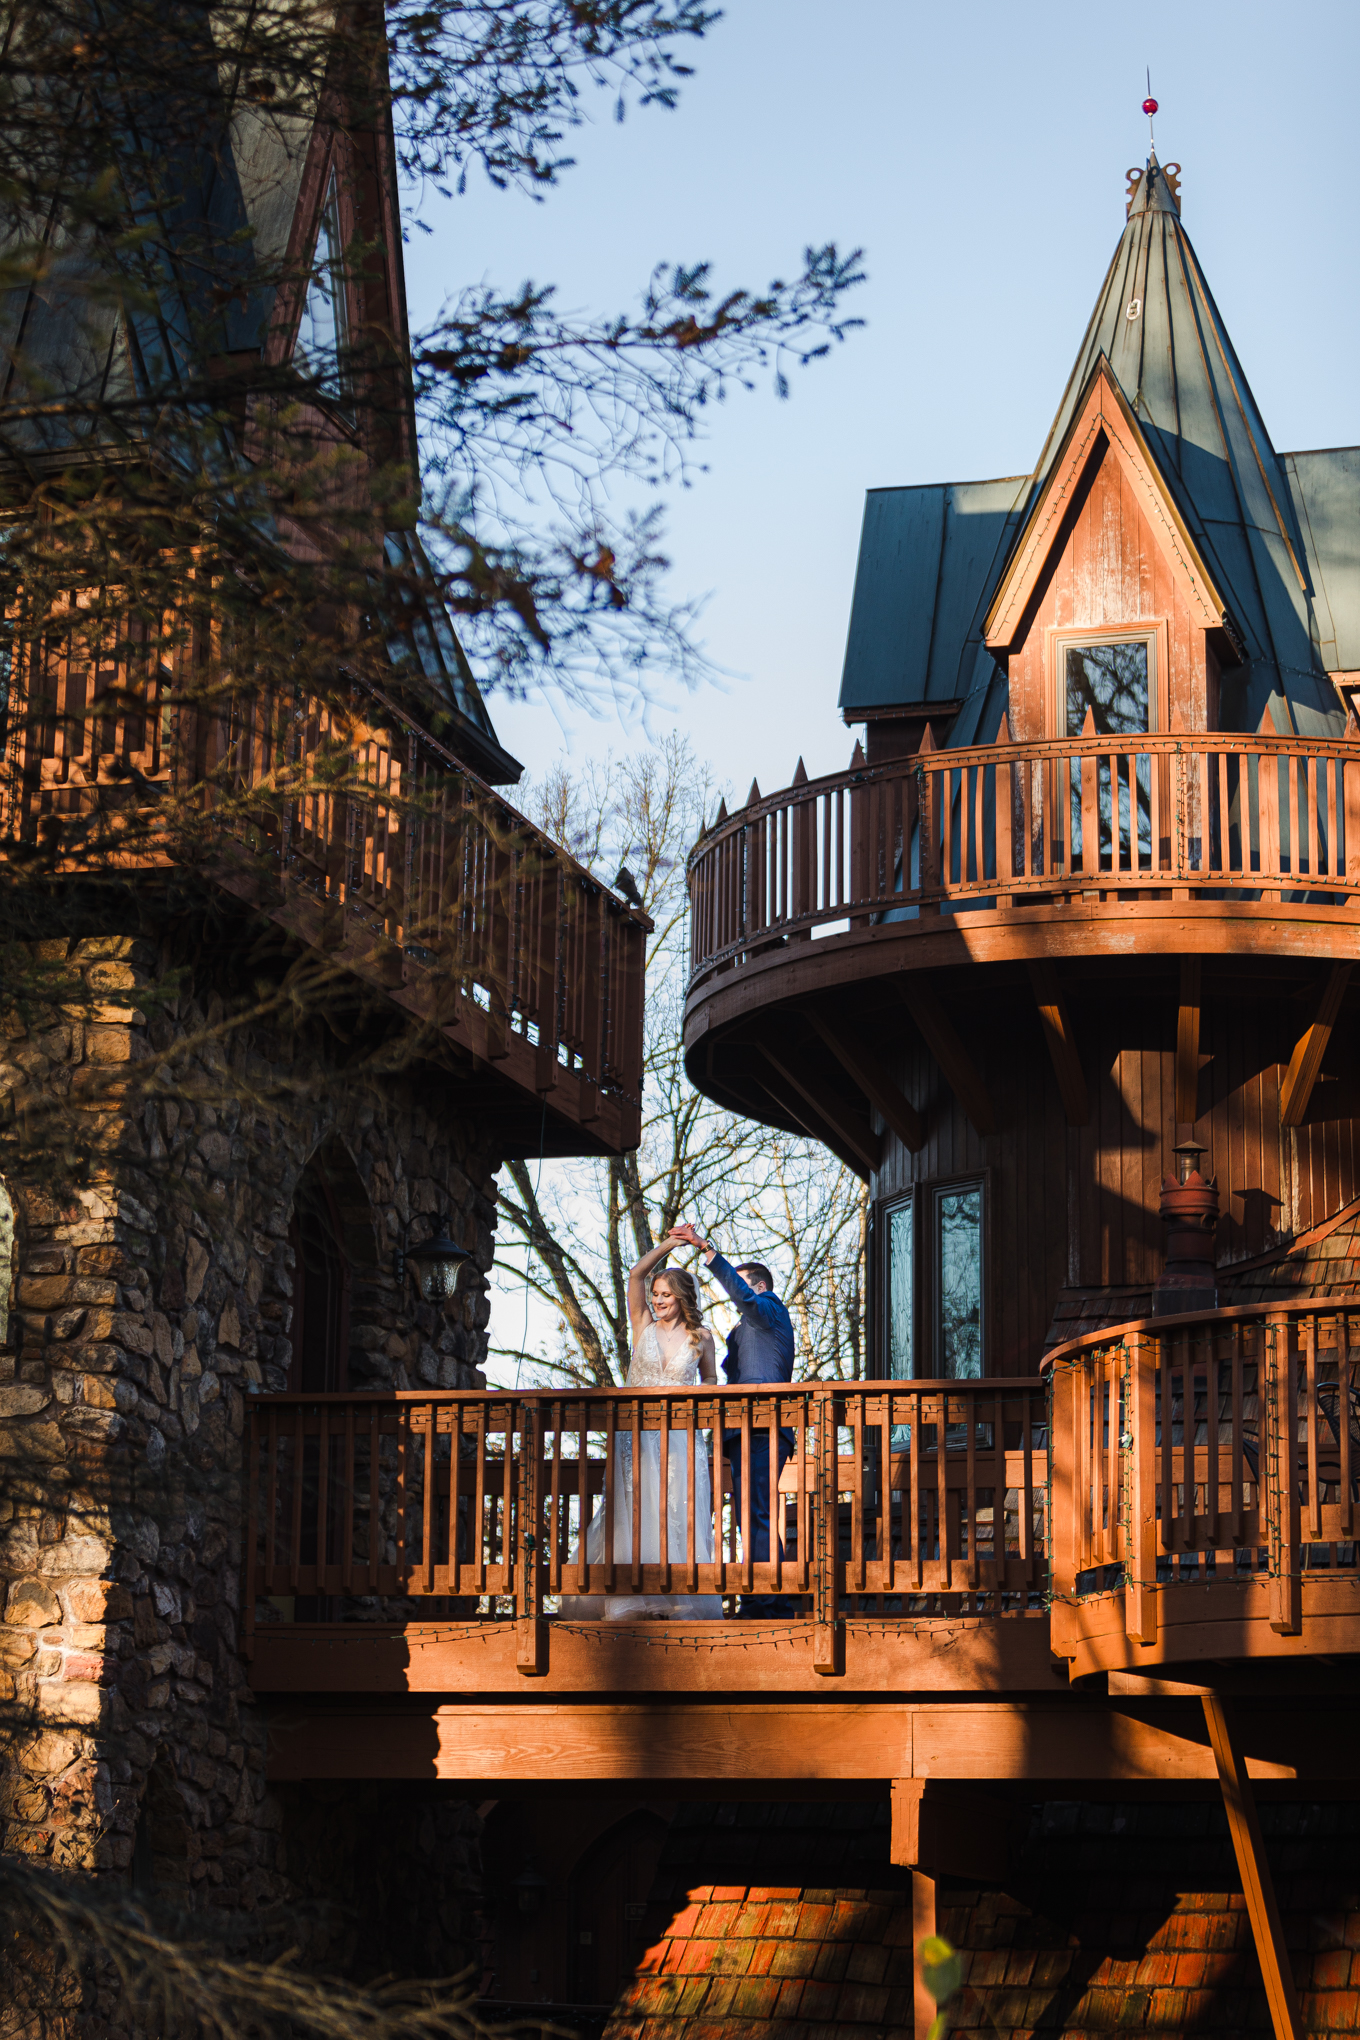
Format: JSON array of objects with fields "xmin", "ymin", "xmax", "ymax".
[
  {"xmin": 548, "ymin": 1402, "xmax": 563, "ymax": 1596},
  {"xmin": 1207, "ymin": 1336, "xmax": 1220, "ymax": 1557},
  {"xmin": 448, "ymin": 1401, "xmax": 463, "ymax": 1596},
  {"xmin": 936, "ymin": 1388, "xmax": 951, "ymax": 1592},
  {"xmin": 366, "ymin": 1404, "xmax": 380, "ymax": 1594},
  {"xmin": 421, "ymin": 1403, "xmax": 435, "ymax": 1594},
  {"xmin": 965, "ymin": 1387, "xmax": 979, "ymax": 1591},
  {"xmin": 1230, "ymin": 1324, "xmax": 1244, "ymax": 1543},
  {"xmin": 290, "ymin": 1405, "xmax": 305, "ymax": 1592},
  {"xmin": 576, "ymin": 1400, "xmax": 590, "ymax": 1596},
  {"xmin": 1257, "ymin": 725, "xmax": 1282, "ymax": 902},
  {"xmin": 1346, "ymin": 750, "xmax": 1360, "ymax": 896},
  {"xmin": 659, "ymin": 1395, "xmax": 671, "ymax": 1596},
  {"xmin": 740, "ymin": 1396, "xmax": 754, "ymax": 1596},
  {"xmin": 850, "ymin": 1396, "xmax": 865, "ymax": 1596},
  {"xmin": 995, "ymin": 716, "xmax": 1015, "ymax": 908},
  {"xmin": 1019, "ymin": 1386, "xmax": 1033, "ymax": 1579},
  {"xmin": 1160, "ymin": 1339, "xmax": 1174, "ymax": 1554},
  {"xmin": 917, "ymin": 730, "xmax": 940, "ymax": 912},
  {"xmin": 1127, "ymin": 1333, "xmax": 1158, "ymax": 1646},
  {"xmin": 515, "ymin": 1401, "xmax": 546, "ymax": 1673},
  {"xmin": 1268, "ymin": 1311, "xmax": 1301, "ymax": 1634},
  {"xmin": 604, "ymin": 1396, "xmax": 618, "ymax": 1595},
  {"xmin": 813, "ymin": 1385, "xmax": 842, "ymax": 1673},
  {"xmin": 771, "ymin": 1402, "xmax": 784, "ymax": 1601},
  {"xmin": 630, "ymin": 1394, "xmax": 643, "ymax": 1592},
  {"xmin": 1076, "ymin": 1360, "xmax": 1093, "ymax": 1576},
  {"xmin": 314, "ymin": 1399, "xmax": 331, "ymax": 1593},
  {"xmin": 908, "ymin": 1388, "xmax": 923, "ymax": 1592},
  {"xmin": 473, "ymin": 1403, "xmax": 487, "ymax": 1599},
  {"xmin": 1304, "ymin": 1315, "xmax": 1321, "ymax": 1542},
  {"xmin": 849, "ymin": 742, "xmax": 869, "ymax": 926},
  {"xmin": 1217, "ymin": 750, "xmax": 1232, "ymax": 877},
  {"xmin": 500, "ymin": 1403, "xmax": 516, "ymax": 1597},
  {"xmin": 1179, "ymin": 1333, "xmax": 1195, "ymax": 1551},
  {"xmin": 882, "ymin": 1397, "xmax": 895, "ymax": 1595},
  {"xmin": 713, "ymin": 1402, "xmax": 727, "ymax": 1600},
  {"xmin": 686, "ymin": 1397, "xmax": 697, "ymax": 1594},
  {"xmin": 1341, "ymin": 1315, "xmax": 1354, "ymax": 1538}
]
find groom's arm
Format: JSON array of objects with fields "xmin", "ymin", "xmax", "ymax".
[{"xmin": 705, "ymin": 1251, "xmax": 772, "ymax": 1324}]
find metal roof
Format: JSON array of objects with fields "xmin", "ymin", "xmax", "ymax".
[{"xmin": 840, "ymin": 154, "xmax": 1354, "ymax": 739}]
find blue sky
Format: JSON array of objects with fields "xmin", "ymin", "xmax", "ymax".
[{"xmin": 405, "ymin": 0, "xmax": 1360, "ymax": 804}]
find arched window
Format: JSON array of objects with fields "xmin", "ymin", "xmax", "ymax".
[{"xmin": 288, "ymin": 1160, "xmax": 350, "ymax": 1393}]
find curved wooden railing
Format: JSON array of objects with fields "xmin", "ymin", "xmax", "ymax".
[
  {"xmin": 687, "ymin": 732, "xmax": 1360, "ymax": 987},
  {"xmin": 1048, "ymin": 1302, "xmax": 1360, "ymax": 1677},
  {"xmin": 243, "ymin": 1377, "xmax": 1049, "ymax": 1670}
]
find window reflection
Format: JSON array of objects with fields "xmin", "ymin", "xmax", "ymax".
[
  {"xmin": 935, "ymin": 1184, "xmax": 982, "ymax": 1378},
  {"xmin": 296, "ymin": 175, "xmax": 350, "ymax": 398},
  {"xmin": 887, "ymin": 1196, "xmax": 914, "ymax": 1380},
  {"xmin": 1064, "ymin": 641, "xmax": 1150, "ymax": 736}
]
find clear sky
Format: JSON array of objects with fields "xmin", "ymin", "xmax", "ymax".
[{"xmin": 404, "ymin": 0, "xmax": 1360, "ymax": 808}]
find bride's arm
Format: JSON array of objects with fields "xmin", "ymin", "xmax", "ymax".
[
  {"xmin": 626, "ymin": 1234, "xmax": 680, "ymax": 1338},
  {"xmin": 697, "ymin": 1328, "xmax": 718, "ymax": 1385}
]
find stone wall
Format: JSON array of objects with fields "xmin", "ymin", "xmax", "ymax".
[{"xmin": 0, "ymin": 926, "xmax": 496, "ymax": 1959}]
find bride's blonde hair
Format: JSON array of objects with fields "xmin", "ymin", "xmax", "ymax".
[{"xmin": 652, "ymin": 1266, "xmax": 704, "ymax": 1349}]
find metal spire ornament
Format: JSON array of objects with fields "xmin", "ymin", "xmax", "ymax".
[{"xmin": 1142, "ymin": 70, "xmax": 1158, "ymax": 149}]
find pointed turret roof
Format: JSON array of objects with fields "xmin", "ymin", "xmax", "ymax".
[
  {"xmin": 839, "ymin": 149, "xmax": 1360, "ymax": 739},
  {"xmin": 1025, "ymin": 153, "xmax": 1335, "ymax": 732}
]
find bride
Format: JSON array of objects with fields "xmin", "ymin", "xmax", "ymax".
[{"xmin": 559, "ymin": 1231, "xmax": 724, "ymax": 1620}]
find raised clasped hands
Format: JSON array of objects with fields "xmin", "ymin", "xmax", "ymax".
[{"xmin": 669, "ymin": 1220, "xmax": 711, "ymax": 1255}]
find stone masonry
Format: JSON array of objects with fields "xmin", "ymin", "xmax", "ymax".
[{"xmin": 0, "ymin": 924, "xmax": 496, "ymax": 1967}]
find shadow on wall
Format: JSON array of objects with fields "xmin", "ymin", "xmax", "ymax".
[{"xmin": 605, "ymin": 1797, "xmax": 1360, "ymax": 2039}]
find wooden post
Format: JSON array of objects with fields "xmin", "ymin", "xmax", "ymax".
[
  {"xmin": 1201, "ymin": 1695, "xmax": 1304, "ymax": 2040},
  {"xmin": 813, "ymin": 1384, "xmax": 843, "ymax": 1674},
  {"xmin": 517, "ymin": 1401, "xmax": 547, "ymax": 1675},
  {"xmin": 913, "ymin": 1867, "xmax": 938, "ymax": 2040},
  {"xmin": 1126, "ymin": 1333, "xmax": 1158, "ymax": 1646},
  {"xmin": 1267, "ymin": 1312, "xmax": 1301, "ymax": 1635}
]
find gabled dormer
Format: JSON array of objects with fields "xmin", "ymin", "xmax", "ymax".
[
  {"xmin": 839, "ymin": 151, "xmax": 1360, "ymax": 755},
  {"xmin": 982, "ymin": 356, "xmax": 1234, "ymax": 744}
]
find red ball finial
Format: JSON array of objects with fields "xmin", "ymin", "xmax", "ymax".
[{"xmin": 1142, "ymin": 96, "xmax": 1158, "ymax": 116}]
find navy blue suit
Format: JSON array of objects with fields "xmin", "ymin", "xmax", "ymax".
[{"xmin": 707, "ymin": 1253, "xmax": 797, "ymax": 1616}]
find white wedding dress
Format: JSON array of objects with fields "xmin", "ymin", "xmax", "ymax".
[{"xmin": 559, "ymin": 1320, "xmax": 724, "ymax": 1620}]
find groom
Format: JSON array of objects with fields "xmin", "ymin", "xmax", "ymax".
[{"xmin": 672, "ymin": 1223, "xmax": 797, "ymax": 1618}]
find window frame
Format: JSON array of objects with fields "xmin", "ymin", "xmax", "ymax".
[
  {"xmin": 876, "ymin": 1172, "xmax": 992, "ymax": 1380},
  {"xmin": 294, "ymin": 167, "xmax": 354, "ymax": 407},
  {"xmin": 1048, "ymin": 620, "xmax": 1167, "ymax": 738},
  {"xmin": 879, "ymin": 1188, "xmax": 917, "ymax": 1382},
  {"xmin": 929, "ymin": 1172, "xmax": 988, "ymax": 1380}
]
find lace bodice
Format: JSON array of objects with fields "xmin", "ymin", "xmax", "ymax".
[{"xmin": 626, "ymin": 1320, "xmax": 706, "ymax": 1389}]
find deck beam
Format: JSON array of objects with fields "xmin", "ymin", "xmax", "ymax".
[
  {"xmin": 1201, "ymin": 1693, "xmax": 1304, "ymax": 2040},
  {"xmin": 804, "ymin": 1011, "xmax": 925, "ymax": 1151},
  {"xmin": 1280, "ymin": 961, "xmax": 1352, "ymax": 1126},
  {"xmin": 1026, "ymin": 960, "xmax": 1089, "ymax": 1126},
  {"xmin": 898, "ymin": 983, "xmax": 996, "ymax": 1136}
]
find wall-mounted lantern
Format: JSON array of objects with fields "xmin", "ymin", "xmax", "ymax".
[
  {"xmin": 395, "ymin": 1222, "xmax": 474, "ymax": 1305},
  {"xmin": 513, "ymin": 1864, "xmax": 550, "ymax": 1915}
]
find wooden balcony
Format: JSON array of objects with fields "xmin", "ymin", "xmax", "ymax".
[
  {"xmin": 3, "ymin": 660, "xmax": 646, "ymax": 1151},
  {"xmin": 243, "ymin": 1377, "xmax": 1051, "ymax": 1692},
  {"xmin": 684, "ymin": 732, "xmax": 1360, "ymax": 1033},
  {"xmin": 1049, "ymin": 1301, "xmax": 1360, "ymax": 1679},
  {"xmin": 245, "ymin": 1369, "xmax": 1360, "ymax": 1800}
]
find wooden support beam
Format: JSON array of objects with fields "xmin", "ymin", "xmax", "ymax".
[
  {"xmin": 751, "ymin": 1069, "xmax": 869, "ymax": 1183},
  {"xmin": 898, "ymin": 983, "xmax": 996, "ymax": 1136},
  {"xmin": 1280, "ymin": 963, "xmax": 1352, "ymax": 1127},
  {"xmin": 757, "ymin": 1043, "xmax": 883, "ymax": 1176},
  {"xmin": 1201, "ymin": 1694, "xmax": 1304, "ymax": 2040},
  {"xmin": 1176, "ymin": 955, "xmax": 1202, "ymax": 1126},
  {"xmin": 890, "ymin": 1777, "xmax": 1012, "ymax": 1883},
  {"xmin": 1025, "ymin": 961, "xmax": 1088, "ymax": 1126},
  {"xmin": 804, "ymin": 1010, "xmax": 925, "ymax": 1151},
  {"xmin": 913, "ymin": 1865, "xmax": 938, "ymax": 2040}
]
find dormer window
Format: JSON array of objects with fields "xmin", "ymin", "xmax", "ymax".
[
  {"xmin": 1055, "ymin": 627, "xmax": 1158, "ymax": 735},
  {"xmin": 295, "ymin": 174, "xmax": 350, "ymax": 401}
]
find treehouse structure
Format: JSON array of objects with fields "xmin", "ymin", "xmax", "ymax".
[{"xmin": 5, "ymin": 78, "xmax": 1360, "ymax": 2040}]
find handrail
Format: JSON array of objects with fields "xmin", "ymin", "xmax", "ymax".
[
  {"xmin": 1, "ymin": 639, "xmax": 649, "ymax": 1111},
  {"xmin": 1048, "ymin": 1301, "xmax": 1360, "ymax": 1651},
  {"xmin": 243, "ymin": 1377, "xmax": 1050, "ymax": 1663},
  {"xmin": 687, "ymin": 732, "xmax": 1360, "ymax": 987}
]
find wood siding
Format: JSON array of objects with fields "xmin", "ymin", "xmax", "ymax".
[
  {"xmin": 1005, "ymin": 434, "xmax": 1210, "ymax": 740},
  {"xmin": 867, "ymin": 977, "xmax": 1360, "ymax": 1375}
]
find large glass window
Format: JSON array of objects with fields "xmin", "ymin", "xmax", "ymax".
[
  {"xmin": 295, "ymin": 175, "xmax": 350, "ymax": 398},
  {"xmin": 934, "ymin": 1182, "xmax": 983, "ymax": 1378},
  {"xmin": 886, "ymin": 1194, "xmax": 914, "ymax": 1380},
  {"xmin": 1060, "ymin": 635, "xmax": 1156, "ymax": 870},
  {"xmin": 1064, "ymin": 640, "xmax": 1151, "ymax": 737}
]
